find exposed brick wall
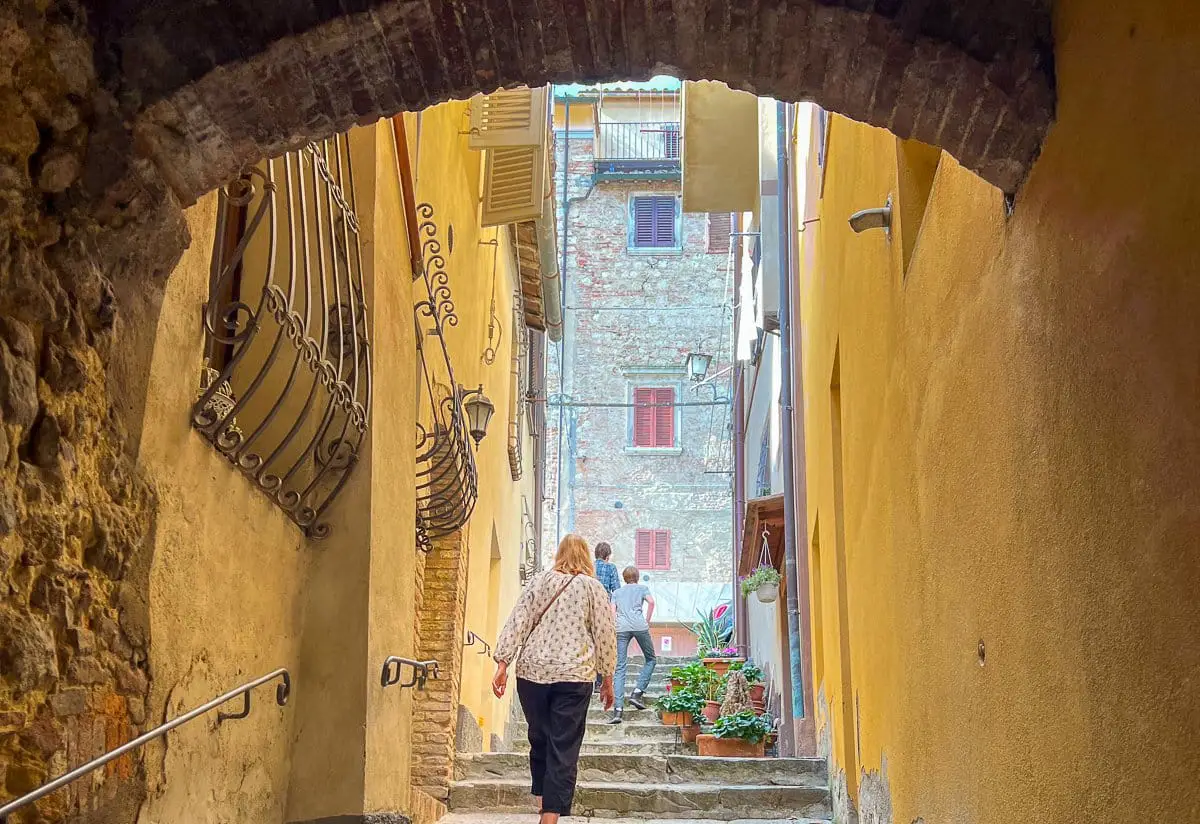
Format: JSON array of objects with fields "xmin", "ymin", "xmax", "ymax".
[
  {"xmin": 410, "ymin": 530, "xmax": 468, "ymax": 802},
  {"xmin": 543, "ymin": 130, "xmax": 733, "ymax": 598}
]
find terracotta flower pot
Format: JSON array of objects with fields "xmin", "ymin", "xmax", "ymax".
[
  {"xmin": 696, "ymin": 734, "xmax": 766, "ymax": 758},
  {"xmin": 749, "ymin": 684, "xmax": 765, "ymax": 704},
  {"xmin": 702, "ymin": 657, "xmax": 744, "ymax": 677},
  {"xmin": 669, "ymin": 678, "xmax": 683, "ymax": 691},
  {"xmin": 702, "ymin": 700, "xmax": 721, "ymax": 724},
  {"xmin": 660, "ymin": 710, "xmax": 692, "ymax": 727},
  {"xmin": 681, "ymin": 724, "xmax": 701, "ymax": 744},
  {"xmin": 752, "ymin": 701, "xmax": 766, "ymax": 716}
]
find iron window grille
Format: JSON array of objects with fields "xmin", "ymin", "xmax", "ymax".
[
  {"xmin": 413, "ymin": 203, "xmax": 479, "ymax": 552},
  {"xmin": 194, "ymin": 137, "xmax": 371, "ymax": 538}
]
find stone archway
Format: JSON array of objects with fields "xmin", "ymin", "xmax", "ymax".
[{"xmin": 106, "ymin": 0, "xmax": 1054, "ymax": 204}]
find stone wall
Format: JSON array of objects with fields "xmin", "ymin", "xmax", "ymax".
[
  {"xmin": 544, "ymin": 129, "xmax": 733, "ymax": 593},
  {"xmin": 411, "ymin": 531, "xmax": 469, "ymax": 802}
]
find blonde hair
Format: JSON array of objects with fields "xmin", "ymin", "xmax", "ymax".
[{"xmin": 553, "ymin": 534, "xmax": 595, "ymax": 576}]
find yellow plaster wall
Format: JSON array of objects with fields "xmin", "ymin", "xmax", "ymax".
[
  {"xmin": 799, "ymin": 1, "xmax": 1200, "ymax": 821},
  {"xmin": 412, "ymin": 101, "xmax": 532, "ymax": 748},
  {"xmin": 681, "ymin": 80, "xmax": 759, "ymax": 213},
  {"xmin": 136, "ymin": 193, "xmax": 308, "ymax": 824}
]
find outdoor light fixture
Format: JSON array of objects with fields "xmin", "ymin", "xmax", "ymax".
[
  {"xmin": 686, "ymin": 351, "xmax": 713, "ymax": 382},
  {"xmin": 848, "ymin": 195, "xmax": 892, "ymax": 237},
  {"xmin": 460, "ymin": 385, "xmax": 495, "ymax": 446}
]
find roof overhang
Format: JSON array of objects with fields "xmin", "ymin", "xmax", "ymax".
[{"xmin": 739, "ymin": 493, "xmax": 785, "ymax": 576}]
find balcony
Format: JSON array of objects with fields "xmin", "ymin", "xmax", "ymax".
[{"xmin": 594, "ymin": 121, "xmax": 682, "ymax": 179}]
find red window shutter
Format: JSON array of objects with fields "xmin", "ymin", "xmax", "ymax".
[
  {"xmin": 632, "ymin": 387, "xmax": 655, "ymax": 447},
  {"xmin": 653, "ymin": 387, "xmax": 675, "ymax": 447},
  {"xmin": 635, "ymin": 530, "xmax": 653, "ymax": 567},
  {"xmin": 653, "ymin": 530, "xmax": 671, "ymax": 570},
  {"xmin": 707, "ymin": 212, "xmax": 731, "ymax": 253}
]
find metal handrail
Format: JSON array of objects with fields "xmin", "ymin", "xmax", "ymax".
[
  {"xmin": 464, "ymin": 630, "xmax": 492, "ymax": 658},
  {"xmin": 381, "ymin": 657, "xmax": 439, "ymax": 690},
  {"xmin": 0, "ymin": 669, "xmax": 291, "ymax": 822}
]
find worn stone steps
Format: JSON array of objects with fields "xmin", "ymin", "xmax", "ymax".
[
  {"xmin": 510, "ymin": 738, "xmax": 686, "ymax": 756},
  {"xmin": 511, "ymin": 720, "xmax": 681, "ymax": 743},
  {"xmin": 441, "ymin": 815, "xmax": 829, "ymax": 824},
  {"xmin": 456, "ymin": 753, "xmax": 827, "ymax": 787},
  {"xmin": 448, "ymin": 778, "xmax": 831, "ymax": 820}
]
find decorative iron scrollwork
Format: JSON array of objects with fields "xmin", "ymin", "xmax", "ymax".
[
  {"xmin": 414, "ymin": 203, "xmax": 478, "ymax": 552},
  {"xmin": 193, "ymin": 136, "xmax": 372, "ymax": 538}
]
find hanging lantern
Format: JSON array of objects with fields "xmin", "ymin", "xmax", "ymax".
[
  {"xmin": 686, "ymin": 351, "xmax": 713, "ymax": 382},
  {"xmin": 461, "ymin": 385, "xmax": 495, "ymax": 446}
]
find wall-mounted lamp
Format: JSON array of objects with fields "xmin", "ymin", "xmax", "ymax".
[
  {"xmin": 848, "ymin": 195, "xmax": 892, "ymax": 237},
  {"xmin": 685, "ymin": 351, "xmax": 713, "ymax": 383},
  {"xmin": 460, "ymin": 385, "xmax": 495, "ymax": 446}
]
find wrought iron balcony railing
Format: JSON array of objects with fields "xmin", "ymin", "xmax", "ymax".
[
  {"xmin": 413, "ymin": 203, "xmax": 479, "ymax": 551},
  {"xmin": 194, "ymin": 137, "xmax": 372, "ymax": 538},
  {"xmin": 594, "ymin": 121, "xmax": 682, "ymax": 175}
]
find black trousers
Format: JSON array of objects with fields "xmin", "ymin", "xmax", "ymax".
[{"xmin": 516, "ymin": 678, "xmax": 592, "ymax": 815}]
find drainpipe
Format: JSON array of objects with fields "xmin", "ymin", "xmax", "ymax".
[
  {"xmin": 554, "ymin": 101, "xmax": 570, "ymax": 544},
  {"xmin": 732, "ymin": 213, "xmax": 748, "ymax": 651},
  {"xmin": 390, "ymin": 115, "xmax": 423, "ymax": 275},
  {"xmin": 777, "ymin": 100, "xmax": 806, "ymax": 757}
]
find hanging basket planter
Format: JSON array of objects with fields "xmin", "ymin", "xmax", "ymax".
[{"xmin": 755, "ymin": 581, "xmax": 780, "ymax": 603}]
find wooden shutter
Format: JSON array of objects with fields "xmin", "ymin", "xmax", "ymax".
[
  {"xmin": 632, "ymin": 198, "xmax": 655, "ymax": 247},
  {"xmin": 652, "ymin": 387, "xmax": 674, "ymax": 447},
  {"xmin": 707, "ymin": 212, "xmax": 732, "ymax": 253},
  {"xmin": 653, "ymin": 197, "xmax": 676, "ymax": 247},
  {"xmin": 469, "ymin": 87, "xmax": 549, "ymax": 148},
  {"xmin": 635, "ymin": 530, "xmax": 653, "ymax": 568},
  {"xmin": 653, "ymin": 530, "xmax": 671, "ymax": 570},
  {"xmin": 632, "ymin": 387, "xmax": 655, "ymax": 446},
  {"xmin": 481, "ymin": 145, "xmax": 546, "ymax": 227}
]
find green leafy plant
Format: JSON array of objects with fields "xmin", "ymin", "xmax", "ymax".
[
  {"xmin": 657, "ymin": 687, "xmax": 703, "ymax": 716},
  {"xmin": 711, "ymin": 709, "xmax": 773, "ymax": 744},
  {"xmin": 739, "ymin": 565, "xmax": 782, "ymax": 596},
  {"xmin": 692, "ymin": 609, "xmax": 733, "ymax": 656},
  {"xmin": 729, "ymin": 661, "xmax": 764, "ymax": 685},
  {"xmin": 672, "ymin": 661, "xmax": 710, "ymax": 691}
]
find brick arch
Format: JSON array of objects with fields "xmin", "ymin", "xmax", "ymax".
[{"xmin": 100, "ymin": 0, "xmax": 1054, "ymax": 198}]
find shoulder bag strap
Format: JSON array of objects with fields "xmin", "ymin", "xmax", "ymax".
[{"xmin": 526, "ymin": 573, "xmax": 579, "ymax": 641}]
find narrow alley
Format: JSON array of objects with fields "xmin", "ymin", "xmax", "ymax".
[{"xmin": 2, "ymin": 2, "xmax": 1199, "ymax": 824}]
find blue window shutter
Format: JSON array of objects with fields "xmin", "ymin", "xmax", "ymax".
[
  {"xmin": 633, "ymin": 197, "xmax": 656, "ymax": 247},
  {"xmin": 653, "ymin": 197, "xmax": 676, "ymax": 247}
]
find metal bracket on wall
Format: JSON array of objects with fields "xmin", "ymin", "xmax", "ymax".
[
  {"xmin": 381, "ymin": 656, "xmax": 440, "ymax": 690},
  {"xmin": 464, "ymin": 630, "xmax": 492, "ymax": 658}
]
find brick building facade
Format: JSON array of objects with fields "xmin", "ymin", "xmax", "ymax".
[{"xmin": 544, "ymin": 84, "xmax": 734, "ymax": 655}]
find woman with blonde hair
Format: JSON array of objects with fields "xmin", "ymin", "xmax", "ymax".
[{"xmin": 493, "ymin": 533, "xmax": 617, "ymax": 823}]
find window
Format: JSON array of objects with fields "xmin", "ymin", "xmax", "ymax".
[
  {"xmin": 635, "ymin": 529, "xmax": 672, "ymax": 570},
  {"xmin": 632, "ymin": 386, "xmax": 675, "ymax": 447},
  {"xmin": 663, "ymin": 124, "xmax": 681, "ymax": 159},
  {"xmin": 706, "ymin": 212, "xmax": 732, "ymax": 253},
  {"xmin": 629, "ymin": 195, "xmax": 679, "ymax": 250}
]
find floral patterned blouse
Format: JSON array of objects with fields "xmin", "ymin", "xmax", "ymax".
[{"xmin": 495, "ymin": 570, "xmax": 618, "ymax": 685}]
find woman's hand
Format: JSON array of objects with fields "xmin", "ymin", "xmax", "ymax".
[
  {"xmin": 599, "ymin": 676, "xmax": 614, "ymax": 710},
  {"xmin": 492, "ymin": 661, "xmax": 509, "ymax": 698}
]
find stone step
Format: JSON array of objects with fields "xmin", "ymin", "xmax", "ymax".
[
  {"xmin": 442, "ymin": 814, "xmax": 830, "ymax": 824},
  {"xmin": 449, "ymin": 779, "xmax": 831, "ymax": 820},
  {"xmin": 456, "ymin": 753, "xmax": 828, "ymax": 787},
  {"xmin": 511, "ymin": 720, "xmax": 681, "ymax": 743},
  {"xmin": 587, "ymin": 705, "xmax": 655, "ymax": 722},
  {"xmin": 510, "ymin": 738, "xmax": 687, "ymax": 756}
]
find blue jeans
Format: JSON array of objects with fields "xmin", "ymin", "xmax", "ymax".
[{"xmin": 614, "ymin": 629, "xmax": 657, "ymax": 710}]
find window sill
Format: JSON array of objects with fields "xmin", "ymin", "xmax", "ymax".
[
  {"xmin": 626, "ymin": 247, "xmax": 683, "ymax": 256},
  {"xmin": 624, "ymin": 446, "xmax": 684, "ymax": 456}
]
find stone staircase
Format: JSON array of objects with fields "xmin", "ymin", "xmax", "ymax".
[{"xmin": 447, "ymin": 658, "xmax": 833, "ymax": 821}]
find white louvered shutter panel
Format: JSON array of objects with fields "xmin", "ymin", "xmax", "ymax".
[
  {"xmin": 469, "ymin": 87, "xmax": 549, "ymax": 148},
  {"xmin": 481, "ymin": 145, "xmax": 546, "ymax": 227}
]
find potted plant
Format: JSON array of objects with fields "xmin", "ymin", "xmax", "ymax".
[
  {"xmin": 731, "ymin": 662, "xmax": 766, "ymax": 707},
  {"xmin": 692, "ymin": 608, "xmax": 734, "ymax": 659},
  {"xmin": 701, "ymin": 646, "xmax": 744, "ymax": 677},
  {"xmin": 656, "ymin": 688, "xmax": 702, "ymax": 727},
  {"xmin": 672, "ymin": 661, "xmax": 709, "ymax": 692},
  {"xmin": 697, "ymin": 710, "xmax": 772, "ymax": 757},
  {"xmin": 740, "ymin": 565, "xmax": 782, "ymax": 603}
]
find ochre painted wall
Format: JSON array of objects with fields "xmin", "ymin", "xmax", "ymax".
[
  {"xmin": 799, "ymin": 1, "xmax": 1200, "ymax": 821},
  {"xmin": 411, "ymin": 101, "xmax": 534, "ymax": 749}
]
